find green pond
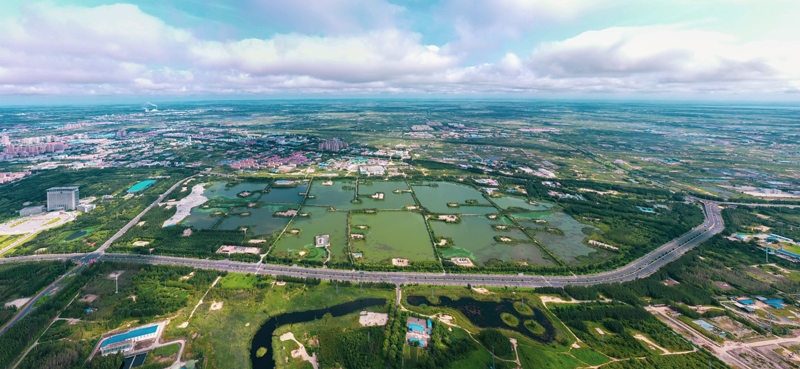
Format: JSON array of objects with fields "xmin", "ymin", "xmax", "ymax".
[
  {"xmin": 215, "ymin": 204, "xmax": 294, "ymax": 235},
  {"xmin": 491, "ymin": 196, "xmax": 553, "ymax": 211},
  {"xmin": 412, "ymin": 182, "xmax": 494, "ymax": 214},
  {"xmin": 432, "ymin": 216, "xmax": 554, "ymax": 266},
  {"xmin": 356, "ymin": 181, "xmax": 416, "ymax": 210},
  {"xmin": 513, "ymin": 212, "xmax": 598, "ymax": 264},
  {"xmin": 273, "ymin": 209, "xmax": 348, "ymax": 261},
  {"xmin": 64, "ymin": 229, "xmax": 90, "ymax": 242},
  {"xmin": 305, "ymin": 180, "xmax": 358, "ymax": 209},
  {"xmin": 182, "ymin": 208, "xmax": 224, "ymax": 230},
  {"xmin": 260, "ymin": 183, "xmax": 308, "ymax": 204},
  {"xmin": 204, "ymin": 182, "xmax": 268, "ymax": 199},
  {"xmin": 350, "ymin": 212, "xmax": 436, "ymax": 262}
]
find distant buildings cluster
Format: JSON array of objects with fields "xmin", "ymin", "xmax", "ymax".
[{"xmin": 318, "ymin": 139, "xmax": 349, "ymax": 152}]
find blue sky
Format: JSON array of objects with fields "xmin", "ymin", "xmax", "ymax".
[{"xmin": 0, "ymin": 0, "xmax": 798, "ymax": 100}]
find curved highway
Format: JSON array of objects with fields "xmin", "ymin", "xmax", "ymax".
[{"xmin": 2, "ymin": 201, "xmax": 724, "ymax": 288}]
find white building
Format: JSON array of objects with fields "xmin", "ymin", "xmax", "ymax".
[
  {"xmin": 47, "ymin": 186, "xmax": 79, "ymax": 211},
  {"xmin": 77, "ymin": 203, "xmax": 96, "ymax": 213},
  {"xmin": 19, "ymin": 205, "xmax": 45, "ymax": 216},
  {"xmin": 315, "ymin": 234, "xmax": 330, "ymax": 247}
]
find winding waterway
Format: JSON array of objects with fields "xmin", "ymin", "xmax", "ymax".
[{"xmin": 250, "ymin": 298, "xmax": 386, "ymax": 368}]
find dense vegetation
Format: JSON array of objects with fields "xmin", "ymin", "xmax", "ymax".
[
  {"xmin": 0, "ymin": 266, "xmax": 90, "ymax": 368},
  {"xmin": 319, "ymin": 326, "xmax": 385, "ymax": 368},
  {"xmin": 0, "ymin": 262, "xmax": 70, "ymax": 326},
  {"xmin": 8, "ymin": 169, "xmax": 190, "ymax": 255},
  {"xmin": 554, "ymin": 303, "xmax": 693, "ymax": 358}
]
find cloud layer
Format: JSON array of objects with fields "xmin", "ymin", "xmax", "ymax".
[{"xmin": 0, "ymin": 1, "xmax": 798, "ymax": 97}]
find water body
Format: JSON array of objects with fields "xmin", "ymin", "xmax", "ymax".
[
  {"xmin": 432, "ymin": 216, "xmax": 553, "ymax": 266},
  {"xmin": 513, "ymin": 212, "xmax": 598, "ymax": 264},
  {"xmin": 350, "ymin": 212, "xmax": 436, "ymax": 262},
  {"xmin": 250, "ymin": 298, "xmax": 386, "ymax": 369},
  {"xmin": 405, "ymin": 296, "xmax": 556, "ymax": 343},
  {"xmin": 357, "ymin": 181, "xmax": 416, "ymax": 210},
  {"xmin": 204, "ymin": 182, "xmax": 268, "ymax": 200},
  {"xmin": 273, "ymin": 208, "xmax": 348, "ymax": 261},
  {"xmin": 182, "ymin": 208, "xmax": 224, "ymax": 230},
  {"xmin": 260, "ymin": 183, "xmax": 308, "ymax": 204},
  {"xmin": 305, "ymin": 180, "xmax": 358, "ymax": 209},
  {"xmin": 215, "ymin": 204, "xmax": 293, "ymax": 235},
  {"xmin": 412, "ymin": 182, "xmax": 492, "ymax": 214},
  {"xmin": 64, "ymin": 229, "xmax": 89, "ymax": 242},
  {"xmin": 491, "ymin": 196, "xmax": 553, "ymax": 211}
]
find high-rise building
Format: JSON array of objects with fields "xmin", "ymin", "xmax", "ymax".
[
  {"xmin": 47, "ymin": 186, "xmax": 79, "ymax": 211},
  {"xmin": 318, "ymin": 139, "xmax": 349, "ymax": 152}
]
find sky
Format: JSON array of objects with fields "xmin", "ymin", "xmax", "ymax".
[{"xmin": 0, "ymin": 0, "xmax": 799, "ymax": 102}]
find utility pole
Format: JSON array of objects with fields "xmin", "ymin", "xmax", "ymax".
[
  {"xmin": 115, "ymin": 275, "xmax": 118, "ymax": 294},
  {"xmin": 766, "ymin": 247, "xmax": 769, "ymax": 263}
]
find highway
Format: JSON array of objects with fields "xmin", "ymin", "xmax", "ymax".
[
  {"xmin": 0, "ymin": 199, "xmax": 726, "ymax": 334},
  {"xmin": 0, "ymin": 202, "xmax": 724, "ymax": 289},
  {"xmin": 95, "ymin": 201, "xmax": 724, "ymax": 288}
]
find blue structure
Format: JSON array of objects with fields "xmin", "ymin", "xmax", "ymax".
[
  {"xmin": 127, "ymin": 180, "xmax": 156, "ymax": 193},
  {"xmin": 777, "ymin": 249, "xmax": 800, "ymax": 261},
  {"xmin": 408, "ymin": 324, "xmax": 426, "ymax": 334},
  {"xmin": 765, "ymin": 299, "xmax": 785, "ymax": 309},
  {"xmin": 101, "ymin": 325, "xmax": 158, "ymax": 348},
  {"xmin": 408, "ymin": 337, "xmax": 426, "ymax": 347},
  {"xmin": 738, "ymin": 299, "xmax": 755, "ymax": 305}
]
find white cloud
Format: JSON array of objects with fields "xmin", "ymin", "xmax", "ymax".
[
  {"xmin": 530, "ymin": 25, "xmax": 800, "ymax": 89},
  {"xmin": 0, "ymin": 2, "xmax": 798, "ymax": 97},
  {"xmin": 441, "ymin": 0, "xmax": 601, "ymax": 54},
  {"xmin": 246, "ymin": 0, "xmax": 405, "ymax": 35}
]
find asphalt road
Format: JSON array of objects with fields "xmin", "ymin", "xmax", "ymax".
[
  {"xmin": 0, "ymin": 202, "xmax": 724, "ymax": 289},
  {"xmin": 0, "ymin": 200, "xmax": 726, "ymax": 335},
  {"xmin": 96, "ymin": 201, "xmax": 725, "ymax": 288}
]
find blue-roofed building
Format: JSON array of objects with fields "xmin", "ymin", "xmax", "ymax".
[
  {"xmin": 776, "ymin": 249, "xmax": 800, "ymax": 261},
  {"xmin": 406, "ymin": 316, "xmax": 432, "ymax": 347},
  {"xmin": 99, "ymin": 325, "xmax": 160, "ymax": 356},
  {"xmin": 765, "ymin": 299, "xmax": 785, "ymax": 309},
  {"xmin": 738, "ymin": 299, "xmax": 755, "ymax": 305}
]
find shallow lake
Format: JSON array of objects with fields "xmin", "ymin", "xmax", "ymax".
[
  {"xmin": 356, "ymin": 181, "xmax": 416, "ymax": 210},
  {"xmin": 432, "ymin": 216, "xmax": 554, "ymax": 266},
  {"xmin": 513, "ymin": 212, "xmax": 598, "ymax": 264},
  {"xmin": 204, "ymin": 182, "xmax": 268, "ymax": 199},
  {"xmin": 259, "ymin": 183, "xmax": 308, "ymax": 204},
  {"xmin": 412, "ymin": 182, "xmax": 493, "ymax": 214},
  {"xmin": 182, "ymin": 208, "xmax": 224, "ymax": 230},
  {"xmin": 215, "ymin": 204, "xmax": 294, "ymax": 235},
  {"xmin": 350, "ymin": 212, "xmax": 436, "ymax": 262},
  {"xmin": 491, "ymin": 196, "xmax": 553, "ymax": 211},
  {"xmin": 273, "ymin": 208, "xmax": 348, "ymax": 261},
  {"xmin": 305, "ymin": 180, "xmax": 358, "ymax": 209}
]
